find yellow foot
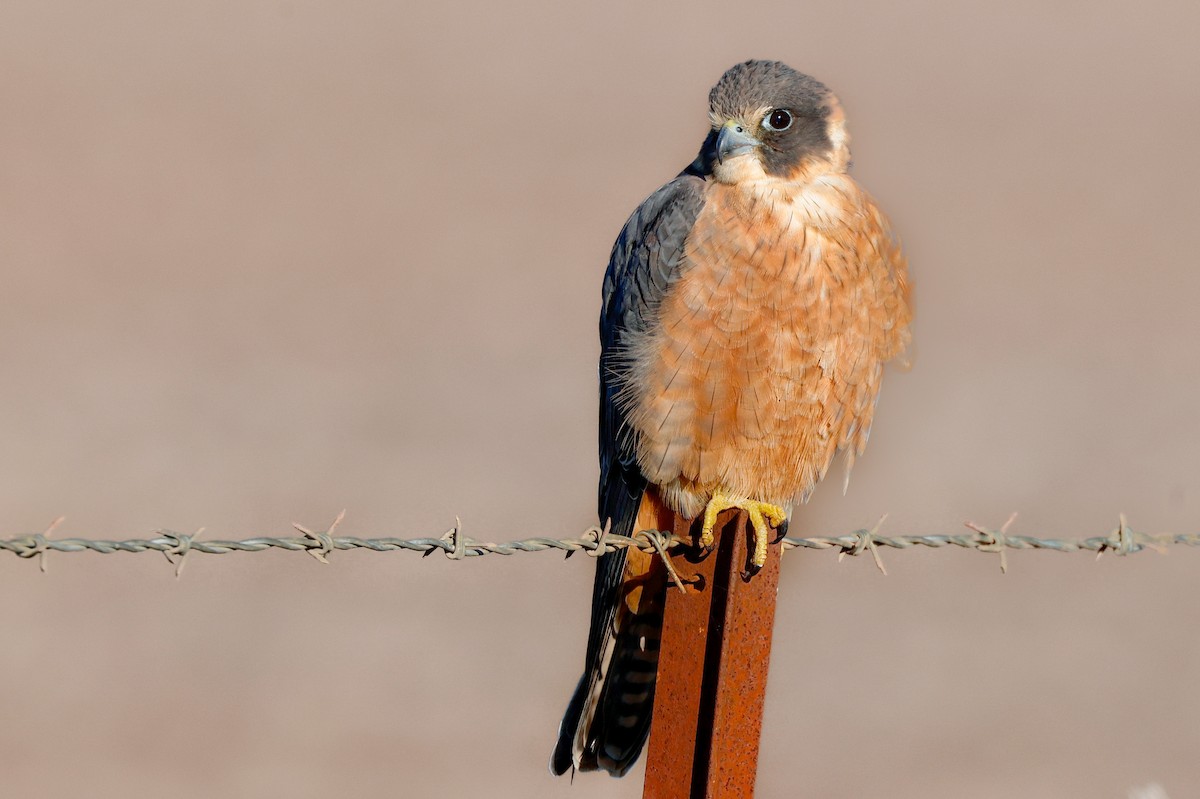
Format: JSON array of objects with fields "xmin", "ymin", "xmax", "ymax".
[{"xmin": 699, "ymin": 492, "xmax": 787, "ymax": 569}]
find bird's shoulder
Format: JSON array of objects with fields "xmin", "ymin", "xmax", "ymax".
[{"xmin": 601, "ymin": 172, "xmax": 710, "ymax": 340}]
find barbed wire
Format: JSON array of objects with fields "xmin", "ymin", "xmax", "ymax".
[{"xmin": 0, "ymin": 511, "xmax": 1196, "ymax": 577}]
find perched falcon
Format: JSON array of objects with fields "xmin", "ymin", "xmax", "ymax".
[{"xmin": 550, "ymin": 60, "xmax": 913, "ymax": 777}]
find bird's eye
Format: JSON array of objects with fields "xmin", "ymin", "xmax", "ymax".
[{"xmin": 763, "ymin": 109, "xmax": 793, "ymax": 131}]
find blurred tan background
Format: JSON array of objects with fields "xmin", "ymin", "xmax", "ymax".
[{"xmin": 2, "ymin": 1, "xmax": 1198, "ymax": 797}]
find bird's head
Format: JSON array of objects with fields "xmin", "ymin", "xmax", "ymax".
[{"xmin": 701, "ymin": 60, "xmax": 849, "ymax": 185}]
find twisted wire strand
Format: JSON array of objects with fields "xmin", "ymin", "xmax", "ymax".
[{"xmin": 1, "ymin": 513, "xmax": 1196, "ymax": 575}]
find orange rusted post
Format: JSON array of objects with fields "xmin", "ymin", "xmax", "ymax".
[{"xmin": 642, "ymin": 510, "xmax": 783, "ymax": 799}]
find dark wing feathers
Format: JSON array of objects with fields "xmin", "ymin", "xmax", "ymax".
[
  {"xmin": 551, "ymin": 172, "xmax": 707, "ymax": 776},
  {"xmin": 594, "ymin": 172, "xmax": 706, "ymax": 660},
  {"xmin": 599, "ymin": 175, "xmax": 707, "ymax": 511}
]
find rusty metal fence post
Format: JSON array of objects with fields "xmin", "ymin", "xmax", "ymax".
[{"xmin": 642, "ymin": 510, "xmax": 783, "ymax": 799}]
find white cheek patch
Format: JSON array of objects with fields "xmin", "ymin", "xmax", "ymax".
[
  {"xmin": 828, "ymin": 118, "xmax": 848, "ymax": 152},
  {"xmin": 824, "ymin": 97, "xmax": 851, "ymax": 170}
]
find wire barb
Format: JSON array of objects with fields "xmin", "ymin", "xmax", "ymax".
[
  {"xmin": 161, "ymin": 527, "xmax": 205, "ymax": 579},
  {"xmin": 584, "ymin": 520, "xmax": 612, "ymax": 558},
  {"xmin": 440, "ymin": 516, "xmax": 468, "ymax": 560},
  {"xmin": 637, "ymin": 529, "xmax": 688, "ymax": 594},
  {"xmin": 965, "ymin": 512, "xmax": 1018, "ymax": 573},
  {"xmin": 16, "ymin": 516, "xmax": 65, "ymax": 574},
  {"xmin": 292, "ymin": 510, "xmax": 345, "ymax": 564},
  {"xmin": 838, "ymin": 513, "xmax": 889, "ymax": 575},
  {"xmin": 1096, "ymin": 513, "xmax": 1138, "ymax": 560}
]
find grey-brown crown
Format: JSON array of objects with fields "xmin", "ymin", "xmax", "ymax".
[{"xmin": 708, "ymin": 60, "xmax": 831, "ymax": 122}]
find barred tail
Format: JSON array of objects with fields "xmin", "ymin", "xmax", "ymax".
[{"xmin": 550, "ymin": 490, "xmax": 673, "ymax": 776}]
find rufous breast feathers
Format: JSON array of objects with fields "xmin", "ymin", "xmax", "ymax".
[{"xmin": 622, "ymin": 173, "xmax": 912, "ymax": 519}]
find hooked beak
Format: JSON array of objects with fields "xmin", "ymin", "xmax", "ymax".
[{"xmin": 715, "ymin": 121, "xmax": 760, "ymax": 164}]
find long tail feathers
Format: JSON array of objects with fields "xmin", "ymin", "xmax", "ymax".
[{"xmin": 550, "ymin": 490, "xmax": 674, "ymax": 776}]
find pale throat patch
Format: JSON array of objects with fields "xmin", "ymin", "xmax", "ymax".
[
  {"xmin": 711, "ymin": 153, "xmax": 769, "ymax": 185},
  {"xmin": 710, "ymin": 156, "xmax": 854, "ymax": 237}
]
